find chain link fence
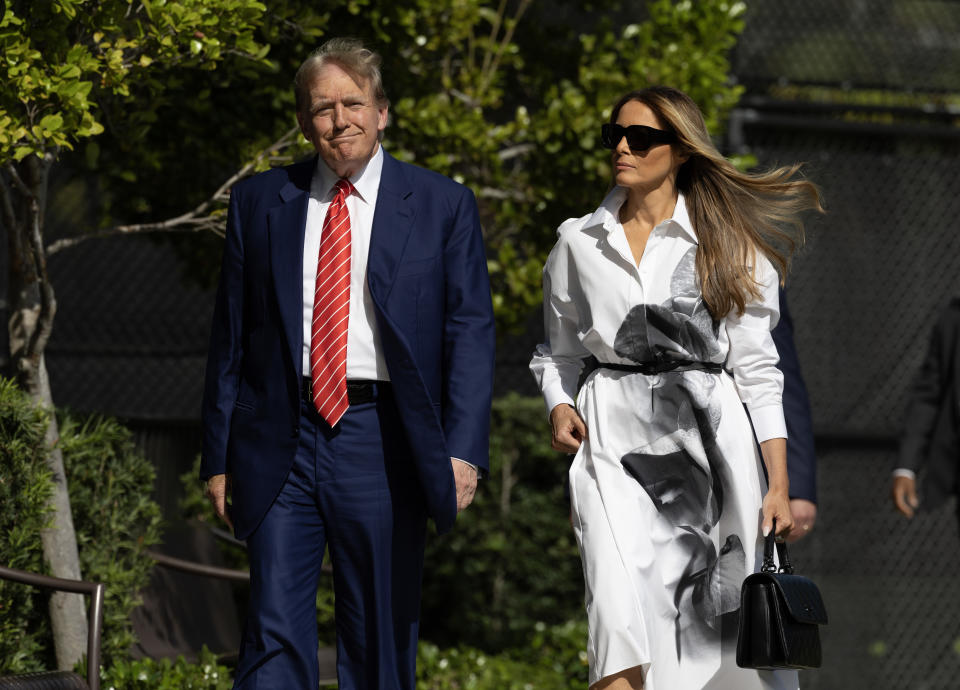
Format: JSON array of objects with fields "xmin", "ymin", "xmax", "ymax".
[{"xmin": 730, "ymin": 2, "xmax": 960, "ymax": 687}]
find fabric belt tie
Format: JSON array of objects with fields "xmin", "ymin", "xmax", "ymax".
[
  {"xmin": 301, "ymin": 377, "xmax": 388, "ymax": 406},
  {"xmin": 598, "ymin": 360, "xmax": 723, "ymax": 375}
]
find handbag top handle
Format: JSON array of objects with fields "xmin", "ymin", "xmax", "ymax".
[{"xmin": 761, "ymin": 518, "xmax": 795, "ymax": 574}]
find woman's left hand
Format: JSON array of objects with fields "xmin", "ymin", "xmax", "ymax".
[{"xmin": 761, "ymin": 488, "xmax": 794, "ymax": 539}]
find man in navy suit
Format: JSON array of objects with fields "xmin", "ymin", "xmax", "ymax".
[
  {"xmin": 773, "ymin": 289, "xmax": 818, "ymax": 542},
  {"xmin": 892, "ymin": 297, "xmax": 960, "ymax": 523},
  {"xmin": 200, "ymin": 38, "xmax": 495, "ymax": 689}
]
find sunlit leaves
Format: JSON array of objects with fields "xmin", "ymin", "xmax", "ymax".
[
  {"xmin": 369, "ymin": 0, "xmax": 745, "ymax": 332},
  {"xmin": 0, "ymin": 0, "xmax": 271, "ymax": 164}
]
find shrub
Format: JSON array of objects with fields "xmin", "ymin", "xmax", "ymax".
[
  {"xmin": 97, "ymin": 646, "xmax": 231, "ymax": 690},
  {"xmin": 0, "ymin": 377, "xmax": 163, "ymax": 674},
  {"xmin": 421, "ymin": 393, "xmax": 584, "ymax": 651},
  {"xmin": 59, "ymin": 412, "xmax": 164, "ymax": 667},
  {"xmin": 415, "ymin": 619, "xmax": 589, "ymax": 690},
  {"xmin": 0, "ymin": 378, "xmax": 54, "ymax": 673}
]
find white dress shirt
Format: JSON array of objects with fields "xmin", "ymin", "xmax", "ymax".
[
  {"xmin": 530, "ymin": 188, "xmax": 787, "ymax": 444},
  {"xmin": 300, "ymin": 147, "xmax": 476, "ymax": 474},
  {"xmin": 302, "ymin": 145, "xmax": 390, "ymax": 381}
]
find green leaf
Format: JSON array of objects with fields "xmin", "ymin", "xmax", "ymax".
[{"xmin": 38, "ymin": 113, "xmax": 64, "ymax": 132}]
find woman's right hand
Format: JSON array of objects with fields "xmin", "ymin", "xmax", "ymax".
[{"xmin": 550, "ymin": 403, "xmax": 587, "ymax": 453}]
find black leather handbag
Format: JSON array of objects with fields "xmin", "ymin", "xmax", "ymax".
[{"xmin": 736, "ymin": 522, "xmax": 828, "ymax": 670}]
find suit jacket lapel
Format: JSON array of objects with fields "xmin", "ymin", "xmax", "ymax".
[
  {"xmin": 368, "ymin": 151, "xmax": 416, "ymax": 306},
  {"xmin": 268, "ymin": 158, "xmax": 315, "ymax": 379}
]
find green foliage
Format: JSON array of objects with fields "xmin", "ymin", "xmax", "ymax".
[
  {"xmin": 0, "ymin": 377, "xmax": 163, "ymax": 675},
  {"xmin": 421, "ymin": 394, "xmax": 583, "ymax": 650},
  {"xmin": 58, "ymin": 412, "xmax": 164, "ymax": 668},
  {"xmin": 48, "ymin": 0, "xmax": 748, "ymax": 334},
  {"xmin": 414, "ymin": 619, "xmax": 589, "ymax": 690},
  {"xmin": 0, "ymin": 0, "xmax": 271, "ymax": 163},
  {"xmin": 97, "ymin": 646, "xmax": 232, "ymax": 689},
  {"xmin": 0, "ymin": 378, "xmax": 54, "ymax": 674},
  {"xmin": 359, "ymin": 0, "xmax": 748, "ymax": 331}
]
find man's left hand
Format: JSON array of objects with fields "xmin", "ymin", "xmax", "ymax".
[
  {"xmin": 786, "ymin": 498, "xmax": 817, "ymax": 542},
  {"xmin": 451, "ymin": 458, "xmax": 478, "ymax": 513}
]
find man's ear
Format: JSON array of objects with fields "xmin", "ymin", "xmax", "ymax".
[{"xmin": 377, "ymin": 105, "xmax": 389, "ymax": 133}]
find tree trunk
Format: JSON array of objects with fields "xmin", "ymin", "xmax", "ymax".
[
  {"xmin": 3, "ymin": 156, "xmax": 88, "ymax": 670},
  {"xmin": 36, "ymin": 356, "xmax": 88, "ymax": 671}
]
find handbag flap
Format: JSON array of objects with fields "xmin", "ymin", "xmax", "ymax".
[{"xmin": 768, "ymin": 573, "xmax": 828, "ymax": 625}]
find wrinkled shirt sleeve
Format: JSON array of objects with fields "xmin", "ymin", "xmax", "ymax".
[
  {"xmin": 725, "ymin": 255, "xmax": 787, "ymax": 443},
  {"xmin": 530, "ymin": 238, "xmax": 590, "ymax": 416}
]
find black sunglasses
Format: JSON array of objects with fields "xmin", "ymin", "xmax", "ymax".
[{"xmin": 601, "ymin": 123, "xmax": 677, "ymax": 151}]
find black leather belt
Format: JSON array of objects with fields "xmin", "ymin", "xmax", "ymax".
[
  {"xmin": 598, "ymin": 360, "xmax": 723, "ymax": 375},
  {"xmin": 301, "ymin": 377, "xmax": 389, "ymax": 405}
]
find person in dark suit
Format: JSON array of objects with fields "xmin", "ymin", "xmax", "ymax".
[
  {"xmin": 892, "ymin": 297, "xmax": 960, "ymax": 521},
  {"xmin": 773, "ymin": 288, "xmax": 818, "ymax": 542},
  {"xmin": 200, "ymin": 38, "xmax": 495, "ymax": 689}
]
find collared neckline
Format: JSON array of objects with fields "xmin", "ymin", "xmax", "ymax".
[
  {"xmin": 314, "ymin": 143, "xmax": 384, "ymax": 204},
  {"xmin": 585, "ymin": 186, "xmax": 699, "ymax": 245}
]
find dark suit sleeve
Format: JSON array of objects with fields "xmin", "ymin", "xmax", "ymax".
[
  {"xmin": 440, "ymin": 188, "xmax": 496, "ymax": 473},
  {"xmin": 200, "ymin": 186, "xmax": 246, "ymax": 480},
  {"xmin": 773, "ymin": 289, "xmax": 817, "ymax": 503},
  {"xmin": 898, "ymin": 304, "xmax": 953, "ymax": 474}
]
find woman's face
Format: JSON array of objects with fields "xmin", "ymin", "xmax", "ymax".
[{"xmin": 611, "ymin": 100, "xmax": 687, "ymax": 194}]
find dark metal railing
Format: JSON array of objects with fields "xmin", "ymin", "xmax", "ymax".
[{"xmin": 0, "ymin": 565, "xmax": 104, "ymax": 690}]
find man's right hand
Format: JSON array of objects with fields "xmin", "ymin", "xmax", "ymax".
[
  {"xmin": 891, "ymin": 475, "xmax": 919, "ymax": 518},
  {"xmin": 205, "ymin": 473, "xmax": 234, "ymax": 530},
  {"xmin": 550, "ymin": 404, "xmax": 587, "ymax": 453}
]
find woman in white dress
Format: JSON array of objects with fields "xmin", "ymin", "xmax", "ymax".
[{"xmin": 529, "ymin": 86, "xmax": 822, "ymax": 690}]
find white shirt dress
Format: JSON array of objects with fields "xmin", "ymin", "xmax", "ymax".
[{"xmin": 530, "ymin": 189, "xmax": 800, "ymax": 690}]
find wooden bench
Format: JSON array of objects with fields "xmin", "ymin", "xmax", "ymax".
[{"xmin": 0, "ymin": 565, "xmax": 104, "ymax": 690}]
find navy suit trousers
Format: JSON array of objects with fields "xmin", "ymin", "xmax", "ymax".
[{"xmin": 233, "ymin": 389, "xmax": 428, "ymax": 690}]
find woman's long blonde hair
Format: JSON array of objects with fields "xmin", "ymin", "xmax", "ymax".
[{"xmin": 610, "ymin": 86, "xmax": 823, "ymax": 318}]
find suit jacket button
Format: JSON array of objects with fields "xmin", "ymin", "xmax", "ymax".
[{"xmin": 291, "ymin": 426, "xmax": 300, "ymax": 438}]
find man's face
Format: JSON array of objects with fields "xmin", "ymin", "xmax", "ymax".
[{"xmin": 297, "ymin": 62, "xmax": 388, "ymax": 178}]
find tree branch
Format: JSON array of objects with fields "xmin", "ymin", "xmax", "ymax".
[
  {"xmin": 480, "ymin": 0, "xmax": 508, "ymax": 77},
  {"xmin": 478, "ymin": 0, "xmax": 532, "ymax": 99},
  {"xmin": 449, "ymin": 89, "xmax": 480, "ymax": 109},
  {"xmin": 476, "ymin": 186, "xmax": 526, "ymax": 201},
  {"xmin": 3, "ymin": 166, "xmax": 29, "ymax": 289},
  {"xmin": 24, "ymin": 196, "xmax": 56, "ymax": 365},
  {"xmin": 498, "ymin": 143, "xmax": 534, "ymax": 161},
  {"xmin": 46, "ymin": 126, "xmax": 302, "ymax": 256},
  {"xmin": 0, "ymin": 175, "xmax": 18, "ymax": 242},
  {"xmin": 5, "ymin": 163, "xmax": 33, "ymax": 198}
]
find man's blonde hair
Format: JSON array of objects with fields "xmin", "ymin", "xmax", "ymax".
[{"xmin": 294, "ymin": 37, "xmax": 389, "ymax": 115}]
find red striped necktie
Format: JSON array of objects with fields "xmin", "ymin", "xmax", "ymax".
[{"xmin": 310, "ymin": 178, "xmax": 355, "ymax": 426}]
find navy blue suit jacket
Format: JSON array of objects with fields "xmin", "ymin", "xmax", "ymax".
[
  {"xmin": 201, "ymin": 151, "xmax": 495, "ymax": 538},
  {"xmin": 773, "ymin": 289, "xmax": 817, "ymax": 503},
  {"xmin": 897, "ymin": 297, "xmax": 960, "ymax": 511}
]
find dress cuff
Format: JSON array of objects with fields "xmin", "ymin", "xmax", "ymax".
[
  {"xmin": 892, "ymin": 468, "xmax": 917, "ymax": 480},
  {"xmin": 542, "ymin": 384, "xmax": 576, "ymax": 420},
  {"xmin": 749, "ymin": 404, "xmax": 788, "ymax": 444}
]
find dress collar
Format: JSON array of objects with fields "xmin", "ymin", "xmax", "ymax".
[{"xmin": 586, "ymin": 187, "xmax": 699, "ymax": 245}]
